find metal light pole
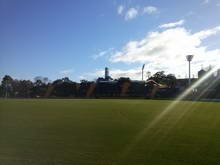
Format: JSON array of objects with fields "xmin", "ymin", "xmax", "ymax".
[
  {"xmin": 186, "ymin": 55, "xmax": 194, "ymax": 86},
  {"xmin": 142, "ymin": 64, "xmax": 145, "ymax": 81}
]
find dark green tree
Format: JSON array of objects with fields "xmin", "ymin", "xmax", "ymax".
[
  {"xmin": 148, "ymin": 71, "xmax": 176, "ymax": 88},
  {"xmin": 1, "ymin": 75, "xmax": 13, "ymax": 98},
  {"xmin": 12, "ymin": 80, "xmax": 34, "ymax": 97}
]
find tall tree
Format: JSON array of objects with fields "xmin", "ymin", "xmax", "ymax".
[
  {"xmin": 51, "ymin": 78, "xmax": 77, "ymax": 97},
  {"xmin": 13, "ymin": 80, "xmax": 34, "ymax": 97},
  {"xmin": 31, "ymin": 77, "xmax": 48, "ymax": 97},
  {"xmin": 166, "ymin": 74, "xmax": 177, "ymax": 88},
  {"xmin": 1, "ymin": 75, "xmax": 13, "ymax": 97},
  {"xmin": 148, "ymin": 71, "xmax": 176, "ymax": 88},
  {"xmin": 0, "ymin": 84, "xmax": 3, "ymax": 97}
]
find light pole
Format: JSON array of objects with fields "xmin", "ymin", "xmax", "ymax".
[
  {"xmin": 142, "ymin": 64, "xmax": 145, "ymax": 81},
  {"xmin": 186, "ymin": 55, "xmax": 194, "ymax": 86}
]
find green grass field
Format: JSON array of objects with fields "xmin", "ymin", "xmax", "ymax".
[{"xmin": 0, "ymin": 99, "xmax": 220, "ymax": 165}]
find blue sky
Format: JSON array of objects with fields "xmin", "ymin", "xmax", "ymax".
[{"xmin": 1, "ymin": 0, "xmax": 220, "ymax": 82}]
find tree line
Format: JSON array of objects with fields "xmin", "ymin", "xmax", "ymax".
[{"xmin": 0, "ymin": 72, "xmax": 180, "ymax": 98}]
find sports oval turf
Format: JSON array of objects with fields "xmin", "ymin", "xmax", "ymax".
[{"xmin": 0, "ymin": 99, "xmax": 220, "ymax": 165}]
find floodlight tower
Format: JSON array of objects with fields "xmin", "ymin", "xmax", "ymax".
[
  {"xmin": 142, "ymin": 64, "xmax": 145, "ymax": 81},
  {"xmin": 186, "ymin": 55, "xmax": 194, "ymax": 86}
]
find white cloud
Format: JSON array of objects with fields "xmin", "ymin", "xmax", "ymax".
[
  {"xmin": 159, "ymin": 20, "xmax": 185, "ymax": 29},
  {"xmin": 143, "ymin": 6, "xmax": 158, "ymax": 14},
  {"xmin": 186, "ymin": 11, "xmax": 195, "ymax": 17},
  {"xmin": 110, "ymin": 25, "xmax": 220, "ymax": 78},
  {"xmin": 85, "ymin": 68, "xmax": 144, "ymax": 80},
  {"xmin": 193, "ymin": 26, "xmax": 220, "ymax": 39},
  {"xmin": 79, "ymin": 76, "xmax": 86, "ymax": 80},
  {"xmin": 202, "ymin": 0, "xmax": 210, "ymax": 4},
  {"xmin": 92, "ymin": 48, "xmax": 114, "ymax": 60},
  {"xmin": 125, "ymin": 8, "xmax": 138, "ymax": 20},
  {"xmin": 118, "ymin": 5, "xmax": 159, "ymax": 21},
  {"xmin": 59, "ymin": 69, "xmax": 73, "ymax": 75},
  {"xmin": 217, "ymin": 2, "xmax": 220, "ymax": 6},
  {"xmin": 93, "ymin": 50, "xmax": 108, "ymax": 60},
  {"xmin": 117, "ymin": 5, "xmax": 124, "ymax": 15}
]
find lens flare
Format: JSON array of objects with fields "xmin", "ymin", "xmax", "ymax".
[{"xmin": 120, "ymin": 65, "xmax": 220, "ymax": 161}]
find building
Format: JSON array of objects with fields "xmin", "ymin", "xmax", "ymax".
[
  {"xmin": 198, "ymin": 68, "xmax": 206, "ymax": 79},
  {"xmin": 104, "ymin": 67, "xmax": 112, "ymax": 81}
]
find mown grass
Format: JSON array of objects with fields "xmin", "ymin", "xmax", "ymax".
[{"xmin": 0, "ymin": 99, "xmax": 220, "ymax": 165}]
